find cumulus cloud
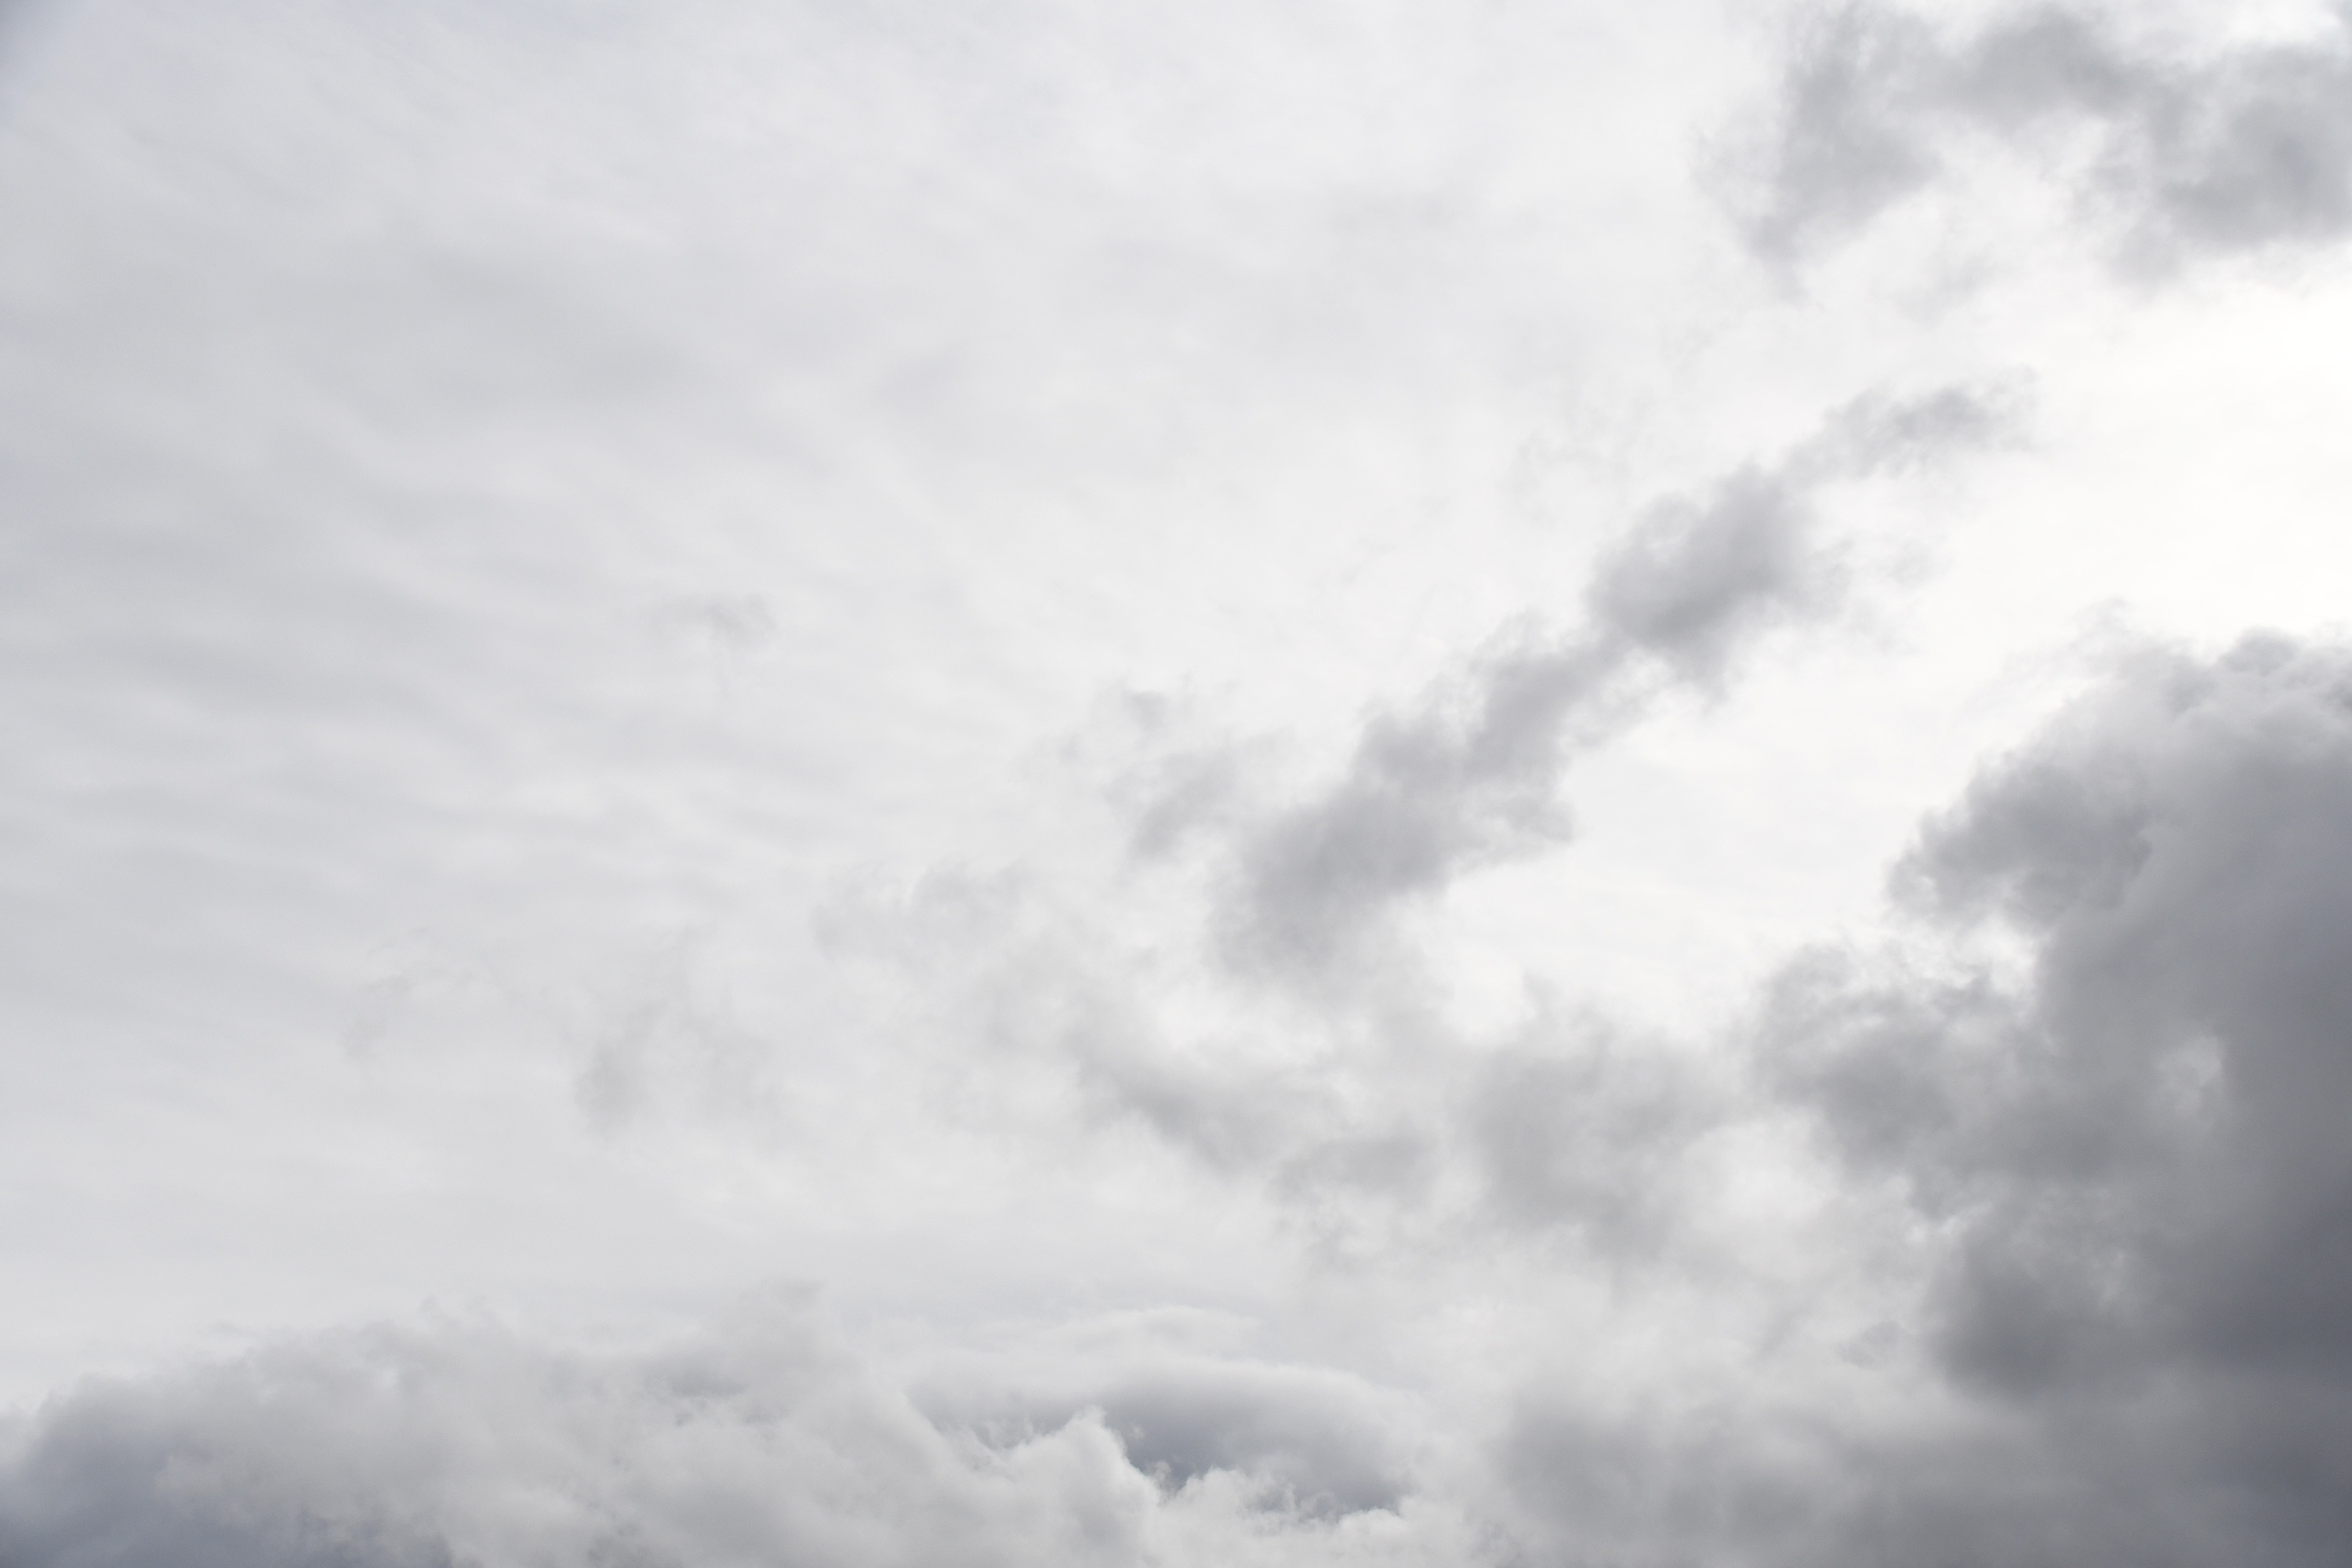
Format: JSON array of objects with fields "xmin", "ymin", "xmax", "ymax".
[
  {"xmin": 1216, "ymin": 382, "xmax": 2011, "ymax": 980},
  {"xmin": 1736, "ymin": 2, "xmax": 2352, "ymax": 270},
  {"xmin": 1758, "ymin": 633, "xmax": 2352, "ymax": 1561}
]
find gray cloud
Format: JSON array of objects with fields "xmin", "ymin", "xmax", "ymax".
[
  {"xmin": 1086, "ymin": 1369, "xmax": 1406, "ymax": 1517},
  {"xmin": 19, "ymin": 0, "xmax": 2352, "ymax": 1563},
  {"xmin": 1467, "ymin": 1026, "xmax": 1712, "ymax": 1249},
  {"xmin": 0, "ymin": 1301, "xmax": 1461, "ymax": 1568},
  {"xmin": 1760, "ymin": 633, "xmax": 2352, "ymax": 1561},
  {"xmin": 815, "ymin": 385, "xmax": 2013, "ymax": 1262},
  {"xmin": 1216, "ymin": 383, "xmax": 2012, "ymax": 979},
  {"xmin": 49, "ymin": 548, "xmax": 2352, "ymax": 1568},
  {"xmin": 0, "ymin": 0, "xmax": 53, "ymax": 67},
  {"xmin": 1214, "ymin": 640, "xmax": 1606, "ymax": 978},
  {"xmin": 1737, "ymin": 2, "xmax": 2352, "ymax": 270},
  {"xmin": 826, "ymin": 867, "xmax": 1722, "ymax": 1261},
  {"xmin": 1497, "ymin": 1379, "xmax": 2334, "ymax": 1568}
]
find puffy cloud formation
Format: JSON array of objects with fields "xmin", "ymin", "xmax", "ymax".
[
  {"xmin": 1761, "ymin": 633, "xmax": 2352, "ymax": 1563},
  {"xmin": 1739, "ymin": 2, "xmax": 2352, "ymax": 268}
]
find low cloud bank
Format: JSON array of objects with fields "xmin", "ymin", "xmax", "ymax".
[{"xmin": 0, "ymin": 1301, "xmax": 1480, "ymax": 1568}]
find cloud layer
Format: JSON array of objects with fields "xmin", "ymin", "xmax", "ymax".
[{"xmin": 13, "ymin": 2, "xmax": 2352, "ymax": 1566}]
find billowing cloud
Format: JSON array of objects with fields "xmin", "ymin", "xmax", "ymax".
[
  {"xmin": 1759, "ymin": 633, "xmax": 2352, "ymax": 1561},
  {"xmin": 1737, "ymin": 2, "xmax": 2352, "ymax": 270}
]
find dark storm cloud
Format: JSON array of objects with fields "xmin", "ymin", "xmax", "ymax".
[
  {"xmin": 1218, "ymin": 383, "xmax": 2011, "ymax": 979},
  {"xmin": 1758, "ymin": 633, "xmax": 2352, "ymax": 1563},
  {"xmin": 1738, "ymin": 2, "xmax": 2352, "ymax": 270}
]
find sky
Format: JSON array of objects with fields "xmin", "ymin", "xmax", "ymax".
[{"xmin": 6, "ymin": 1, "xmax": 2352, "ymax": 1563}]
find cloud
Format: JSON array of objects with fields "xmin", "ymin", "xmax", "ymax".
[
  {"xmin": 13, "ymin": 1, "xmax": 2352, "ymax": 1563},
  {"xmin": 0, "ymin": 1300, "xmax": 1480, "ymax": 1568},
  {"xmin": 1216, "ymin": 382, "xmax": 2013, "ymax": 980},
  {"xmin": 822, "ymin": 863, "xmax": 1731, "ymax": 1267},
  {"xmin": 1467, "ymin": 1024, "xmax": 1715, "ymax": 1248},
  {"xmin": 38, "ymin": 559, "xmax": 2352, "ymax": 1568},
  {"xmin": 1758, "ymin": 633, "xmax": 2352, "ymax": 1560},
  {"xmin": 651, "ymin": 595, "xmax": 779, "ymax": 662},
  {"xmin": 912, "ymin": 1312, "xmax": 1425, "ymax": 1519},
  {"xmin": 1497, "ymin": 1379, "xmax": 2328, "ymax": 1568},
  {"xmin": 814, "ymin": 383, "xmax": 2013, "ymax": 1263},
  {"xmin": 1735, "ymin": 2, "xmax": 2352, "ymax": 271}
]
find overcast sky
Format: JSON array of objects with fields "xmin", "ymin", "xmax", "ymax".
[{"xmin": 8, "ymin": 1, "xmax": 2352, "ymax": 1563}]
